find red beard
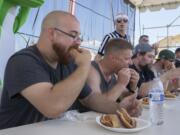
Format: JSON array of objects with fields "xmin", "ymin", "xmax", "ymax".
[
  {"xmin": 52, "ymin": 43, "xmax": 79, "ymax": 65},
  {"xmin": 52, "ymin": 43, "xmax": 71, "ymax": 65}
]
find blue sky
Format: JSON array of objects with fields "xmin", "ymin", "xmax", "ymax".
[{"xmin": 135, "ymin": 6, "xmax": 180, "ymax": 45}]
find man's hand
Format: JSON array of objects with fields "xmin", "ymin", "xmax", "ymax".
[
  {"xmin": 161, "ymin": 68, "xmax": 180, "ymax": 81},
  {"xmin": 69, "ymin": 48, "xmax": 91, "ymax": 67},
  {"xmin": 118, "ymin": 93, "xmax": 142, "ymax": 117},
  {"xmin": 117, "ymin": 68, "xmax": 131, "ymax": 87},
  {"xmin": 129, "ymin": 69, "xmax": 139, "ymax": 92},
  {"xmin": 164, "ymin": 62, "xmax": 175, "ymax": 71}
]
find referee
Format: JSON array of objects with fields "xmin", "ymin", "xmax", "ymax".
[{"xmin": 95, "ymin": 13, "xmax": 131, "ymax": 61}]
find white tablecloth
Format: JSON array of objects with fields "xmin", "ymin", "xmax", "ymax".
[{"xmin": 0, "ymin": 97, "xmax": 180, "ymax": 135}]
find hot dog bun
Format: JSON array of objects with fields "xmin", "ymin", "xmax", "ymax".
[
  {"xmin": 100, "ymin": 114, "xmax": 121, "ymax": 128},
  {"xmin": 142, "ymin": 97, "xmax": 149, "ymax": 105},
  {"xmin": 100, "ymin": 108, "xmax": 136, "ymax": 128},
  {"xmin": 116, "ymin": 108, "xmax": 136, "ymax": 128},
  {"xmin": 165, "ymin": 91, "xmax": 176, "ymax": 98}
]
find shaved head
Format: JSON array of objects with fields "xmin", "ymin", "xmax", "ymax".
[
  {"xmin": 38, "ymin": 10, "xmax": 81, "ymax": 65},
  {"xmin": 41, "ymin": 10, "xmax": 78, "ymax": 30},
  {"xmin": 104, "ymin": 38, "xmax": 133, "ymax": 56}
]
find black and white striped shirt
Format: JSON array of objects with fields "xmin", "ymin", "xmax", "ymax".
[{"xmin": 98, "ymin": 30, "xmax": 130, "ymax": 55}]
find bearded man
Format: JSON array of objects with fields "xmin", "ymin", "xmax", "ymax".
[{"xmin": 0, "ymin": 10, "xmax": 142, "ymax": 130}]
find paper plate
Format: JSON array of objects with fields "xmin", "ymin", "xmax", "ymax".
[{"xmin": 96, "ymin": 116, "xmax": 151, "ymax": 133}]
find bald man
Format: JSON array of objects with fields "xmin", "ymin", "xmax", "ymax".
[
  {"xmin": 0, "ymin": 11, "xmax": 141, "ymax": 129},
  {"xmin": 0, "ymin": 10, "xmax": 92, "ymax": 129}
]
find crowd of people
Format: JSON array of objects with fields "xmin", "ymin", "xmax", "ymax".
[{"xmin": 0, "ymin": 10, "xmax": 179, "ymax": 130}]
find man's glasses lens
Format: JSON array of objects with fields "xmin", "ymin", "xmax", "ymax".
[
  {"xmin": 54, "ymin": 28, "xmax": 83, "ymax": 42},
  {"xmin": 75, "ymin": 36, "xmax": 83, "ymax": 42}
]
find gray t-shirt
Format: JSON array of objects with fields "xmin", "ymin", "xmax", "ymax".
[
  {"xmin": 0, "ymin": 45, "xmax": 91, "ymax": 129},
  {"xmin": 91, "ymin": 61, "xmax": 117, "ymax": 93}
]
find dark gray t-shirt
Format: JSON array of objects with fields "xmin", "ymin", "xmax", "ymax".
[{"xmin": 0, "ymin": 45, "xmax": 91, "ymax": 129}]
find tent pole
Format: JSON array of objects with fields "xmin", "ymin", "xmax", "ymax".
[{"xmin": 69, "ymin": 0, "xmax": 76, "ymax": 15}]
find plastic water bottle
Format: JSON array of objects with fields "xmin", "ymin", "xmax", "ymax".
[{"xmin": 149, "ymin": 78, "xmax": 164, "ymax": 125}]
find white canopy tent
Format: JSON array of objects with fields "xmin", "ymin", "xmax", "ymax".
[
  {"xmin": 129, "ymin": 0, "xmax": 180, "ymax": 12},
  {"xmin": 130, "ymin": 0, "xmax": 180, "ymax": 48}
]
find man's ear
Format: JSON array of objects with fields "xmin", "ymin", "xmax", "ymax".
[
  {"xmin": 136, "ymin": 53, "xmax": 140, "ymax": 59},
  {"xmin": 137, "ymin": 53, "xmax": 140, "ymax": 57},
  {"xmin": 137, "ymin": 53, "xmax": 143, "ymax": 61},
  {"xmin": 48, "ymin": 28, "xmax": 56, "ymax": 42},
  {"xmin": 110, "ymin": 55, "xmax": 119, "ymax": 64},
  {"xmin": 160, "ymin": 59, "xmax": 165, "ymax": 63},
  {"xmin": 108, "ymin": 54, "xmax": 114, "ymax": 61}
]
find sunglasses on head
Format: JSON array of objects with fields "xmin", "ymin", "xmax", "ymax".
[{"xmin": 116, "ymin": 18, "xmax": 128, "ymax": 23}]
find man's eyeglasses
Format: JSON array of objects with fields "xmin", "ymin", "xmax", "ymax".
[
  {"xmin": 54, "ymin": 28, "xmax": 83, "ymax": 42},
  {"xmin": 116, "ymin": 18, "xmax": 128, "ymax": 23}
]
